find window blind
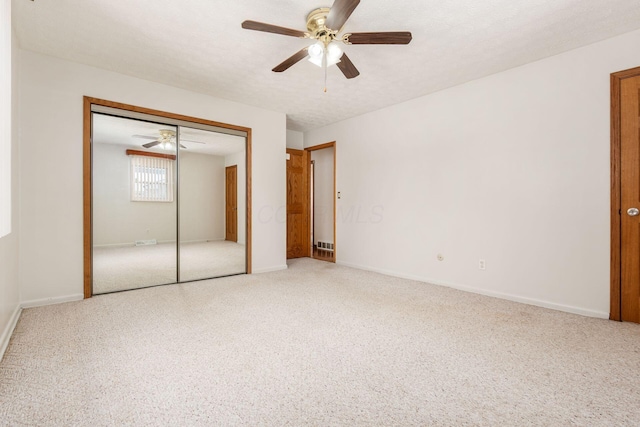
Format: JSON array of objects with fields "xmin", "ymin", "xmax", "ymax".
[{"xmin": 130, "ymin": 155, "xmax": 174, "ymax": 202}]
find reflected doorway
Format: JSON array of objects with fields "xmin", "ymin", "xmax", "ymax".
[
  {"xmin": 225, "ymin": 165, "xmax": 238, "ymax": 242},
  {"xmin": 85, "ymin": 98, "xmax": 251, "ymax": 297}
]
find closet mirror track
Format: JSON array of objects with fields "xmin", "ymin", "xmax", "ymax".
[{"xmin": 88, "ymin": 104, "xmax": 248, "ymax": 295}]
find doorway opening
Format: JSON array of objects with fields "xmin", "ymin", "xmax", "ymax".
[{"xmin": 306, "ymin": 142, "xmax": 336, "ymax": 263}]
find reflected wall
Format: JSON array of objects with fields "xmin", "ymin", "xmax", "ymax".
[{"xmin": 91, "ymin": 113, "xmax": 247, "ymax": 294}]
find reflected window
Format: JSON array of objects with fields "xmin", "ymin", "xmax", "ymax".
[{"xmin": 130, "ymin": 155, "xmax": 174, "ymax": 202}]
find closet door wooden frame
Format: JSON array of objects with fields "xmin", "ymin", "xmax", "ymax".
[{"xmin": 83, "ymin": 97, "xmax": 252, "ymax": 298}]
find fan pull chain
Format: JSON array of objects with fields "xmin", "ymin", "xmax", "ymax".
[
  {"xmin": 323, "ymin": 45, "xmax": 328, "ymax": 93},
  {"xmin": 324, "ymin": 66, "xmax": 328, "ymax": 93}
]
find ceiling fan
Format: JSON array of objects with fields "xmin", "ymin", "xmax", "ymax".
[
  {"xmin": 132, "ymin": 130, "xmax": 206, "ymax": 150},
  {"xmin": 241, "ymin": 0, "xmax": 412, "ymax": 80}
]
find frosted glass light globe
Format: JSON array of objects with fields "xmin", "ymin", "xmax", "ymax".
[
  {"xmin": 326, "ymin": 42, "xmax": 343, "ymax": 64},
  {"xmin": 308, "ymin": 42, "xmax": 324, "ymax": 59}
]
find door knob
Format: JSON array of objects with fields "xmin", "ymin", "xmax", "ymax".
[{"xmin": 627, "ymin": 208, "xmax": 639, "ymax": 216}]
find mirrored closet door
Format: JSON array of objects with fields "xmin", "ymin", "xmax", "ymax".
[
  {"xmin": 91, "ymin": 111, "xmax": 247, "ymax": 295},
  {"xmin": 178, "ymin": 126, "xmax": 246, "ymax": 282}
]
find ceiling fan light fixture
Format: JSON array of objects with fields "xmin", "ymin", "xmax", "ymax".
[
  {"xmin": 308, "ymin": 41, "xmax": 342, "ymax": 68},
  {"xmin": 326, "ymin": 42, "xmax": 343, "ymax": 64},
  {"xmin": 308, "ymin": 56, "xmax": 323, "ymax": 67},
  {"xmin": 308, "ymin": 41, "xmax": 324, "ymax": 58},
  {"xmin": 308, "ymin": 41, "xmax": 324, "ymax": 67}
]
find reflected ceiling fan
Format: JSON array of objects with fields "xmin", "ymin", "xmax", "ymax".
[
  {"xmin": 132, "ymin": 130, "xmax": 206, "ymax": 150},
  {"xmin": 241, "ymin": 0, "xmax": 411, "ymax": 80}
]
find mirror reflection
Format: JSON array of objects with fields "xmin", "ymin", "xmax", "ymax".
[
  {"xmin": 92, "ymin": 114, "xmax": 178, "ymax": 293},
  {"xmin": 91, "ymin": 113, "xmax": 246, "ymax": 294},
  {"xmin": 178, "ymin": 127, "xmax": 246, "ymax": 281}
]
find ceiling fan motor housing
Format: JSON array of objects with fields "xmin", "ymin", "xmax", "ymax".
[{"xmin": 306, "ymin": 8, "xmax": 337, "ymax": 44}]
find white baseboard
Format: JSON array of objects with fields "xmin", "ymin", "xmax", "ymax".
[
  {"xmin": 336, "ymin": 261, "xmax": 609, "ymax": 319},
  {"xmin": 95, "ymin": 238, "xmax": 229, "ymax": 248},
  {"xmin": 176, "ymin": 238, "xmax": 227, "ymax": 244},
  {"xmin": 93, "ymin": 243, "xmax": 135, "ymax": 248},
  {"xmin": 21, "ymin": 293, "xmax": 84, "ymax": 309},
  {"xmin": 0, "ymin": 304, "xmax": 21, "ymax": 362},
  {"xmin": 252, "ymin": 265, "xmax": 288, "ymax": 274}
]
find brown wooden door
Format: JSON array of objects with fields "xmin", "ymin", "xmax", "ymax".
[
  {"xmin": 225, "ymin": 165, "xmax": 237, "ymax": 242},
  {"xmin": 286, "ymin": 149, "xmax": 310, "ymax": 258},
  {"xmin": 621, "ymin": 75, "xmax": 640, "ymax": 322}
]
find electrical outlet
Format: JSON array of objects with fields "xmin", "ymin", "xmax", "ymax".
[
  {"xmin": 437, "ymin": 254, "xmax": 444, "ymax": 261},
  {"xmin": 479, "ymin": 259, "xmax": 486, "ymax": 270}
]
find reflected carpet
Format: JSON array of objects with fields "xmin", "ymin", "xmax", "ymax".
[{"xmin": 92, "ymin": 240, "xmax": 246, "ymax": 294}]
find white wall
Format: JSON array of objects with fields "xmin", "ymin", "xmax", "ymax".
[
  {"xmin": 0, "ymin": 17, "xmax": 20, "ymax": 359},
  {"xmin": 92, "ymin": 143, "xmax": 176, "ymax": 245},
  {"xmin": 225, "ymin": 151, "xmax": 246, "ymax": 245},
  {"xmin": 19, "ymin": 50, "xmax": 287, "ymax": 303},
  {"xmin": 0, "ymin": 0, "xmax": 10, "ymax": 238},
  {"xmin": 286, "ymin": 129, "xmax": 303, "ymax": 150},
  {"xmin": 305, "ymin": 28, "xmax": 640, "ymax": 318},
  {"xmin": 92, "ymin": 144, "xmax": 226, "ymax": 246},
  {"xmin": 311, "ymin": 147, "xmax": 334, "ymax": 246}
]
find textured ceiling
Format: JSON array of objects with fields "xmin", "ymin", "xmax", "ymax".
[
  {"xmin": 93, "ymin": 113, "xmax": 245, "ymax": 156},
  {"xmin": 13, "ymin": 0, "xmax": 640, "ymax": 131}
]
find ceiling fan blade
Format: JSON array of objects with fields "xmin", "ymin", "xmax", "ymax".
[
  {"xmin": 241, "ymin": 20, "xmax": 307, "ymax": 38},
  {"xmin": 272, "ymin": 48, "xmax": 309, "ymax": 73},
  {"xmin": 346, "ymin": 32, "xmax": 412, "ymax": 45},
  {"xmin": 133, "ymin": 134, "xmax": 157, "ymax": 140},
  {"xmin": 142, "ymin": 140, "xmax": 161, "ymax": 148},
  {"xmin": 337, "ymin": 53, "xmax": 360, "ymax": 79},
  {"xmin": 326, "ymin": 0, "xmax": 360, "ymax": 32},
  {"xmin": 180, "ymin": 138, "xmax": 206, "ymax": 144},
  {"xmin": 179, "ymin": 144, "xmax": 187, "ymax": 149}
]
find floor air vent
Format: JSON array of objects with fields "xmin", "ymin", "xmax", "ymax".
[
  {"xmin": 135, "ymin": 239, "xmax": 157, "ymax": 246},
  {"xmin": 316, "ymin": 241, "xmax": 334, "ymax": 251}
]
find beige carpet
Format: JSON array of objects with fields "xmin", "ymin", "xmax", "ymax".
[
  {"xmin": 1, "ymin": 258, "xmax": 640, "ymax": 425},
  {"xmin": 93, "ymin": 240, "xmax": 246, "ymax": 294}
]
